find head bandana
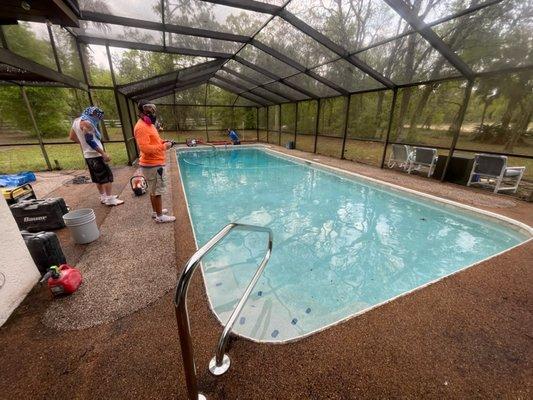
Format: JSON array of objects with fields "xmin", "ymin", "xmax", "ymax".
[
  {"xmin": 141, "ymin": 103, "xmax": 157, "ymax": 125},
  {"xmin": 80, "ymin": 106, "xmax": 104, "ymax": 139}
]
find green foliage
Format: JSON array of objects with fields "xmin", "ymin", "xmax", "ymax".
[
  {"xmin": 3, "ymin": 22, "xmax": 55, "ymax": 69},
  {"xmin": 319, "ymin": 97, "xmax": 346, "ymax": 137},
  {"xmin": 471, "ymin": 123, "xmax": 509, "ymax": 144}
]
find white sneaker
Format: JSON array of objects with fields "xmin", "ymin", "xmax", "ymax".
[
  {"xmin": 155, "ymin": 214, "xmax": 176, "ymax": 223},
  {"xmin": 101, "ymin": 195, "xmax": 118, "ymax": 204},
  {"xmin": 151, "ymin": 209, "xmax": 168, "ymax": 219},
  {"xmin": 104, "ymin": 197, "xmax": 124, "ymax": 206}
]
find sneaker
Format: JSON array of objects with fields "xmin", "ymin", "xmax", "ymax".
[
  {"xmin": 104, "ymin": 197, "xmax": 124, "ymax": 206},
  {"xmin": 101, "ymin": 195, "xmax": 118, "ymax": 204},
  {"xmin": 155, "ymin": 214, "xmax": 176, "ymax": 223},
  {"xmin": 151, "ymin": 209, "xmax": 168, "ymax": 219}
]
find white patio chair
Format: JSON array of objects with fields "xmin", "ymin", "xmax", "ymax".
[
  {"xmin": 388, "ymin": 144, "xmax": 411, "ymax": 170},
  {"xmin": 467, "ymin": 154, "xmax": 525, "ymax": 194},
  {"xmin": 407, "ymin": 147, "xmax": 438, "ymax": 177}
]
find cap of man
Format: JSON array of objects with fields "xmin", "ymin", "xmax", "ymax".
[{"xmin": 134, "ymin": 99, "xmax": 175, "ymax": 223}]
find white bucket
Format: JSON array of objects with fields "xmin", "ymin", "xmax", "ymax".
[{"xmin": 63, "ymin": 208, "xmax": 100, "ymax": 244}]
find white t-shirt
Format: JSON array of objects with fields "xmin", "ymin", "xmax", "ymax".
[{"xmin": 72, "ymin": 117, "xmax": 102, "ymax": 159}]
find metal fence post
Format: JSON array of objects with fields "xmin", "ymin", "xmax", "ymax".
[
  {"xmin": 293, "ymin": 101, "xmax": 298, "ymax": 146},
  {"xmin": 106, "ymin": 45, "xmax": 135, "ymax": 164},
  {"xmin": 278, "ymin": 104, "xmax": 282, "ymax": 146},
  {"xmin": 313, "ymin": 98, "xmax": 321, "ymax": 153},
  {"xmin": 340, "ymin": 95, "xmax": 351, "ymax": 159},
  {"xmin": 20, "ymin": 86, "xmax": 52, "ymax": 170},
  {"xmin": 266, "ymin": 106, "xmax": 269, "ymax": 143}
]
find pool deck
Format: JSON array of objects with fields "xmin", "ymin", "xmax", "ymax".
[{"xmin": 0, "ymin": 144, "xmax": 531, "ymax": 399}]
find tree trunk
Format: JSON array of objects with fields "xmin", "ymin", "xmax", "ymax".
[
  {"xmin": 504, "ymin": 107, "xmax": 531, "ymax": 151},
  {"xmin": 407, "ymin": 83, "xmax": 437, "ymax": 140},
  {"xmin": 480, "ymin": 101, "xmax": 489, "ymax": 127},
  {"xmin": 501, "ymin": 95, "xmax": 519, "ymax": 132},
  {"xmin": 375, "ymin": 91, "xmax": 384, "ymax": 136},
  {"xmin": 394, "ymin": 87, "xmax": 412, "ymax": 141}
]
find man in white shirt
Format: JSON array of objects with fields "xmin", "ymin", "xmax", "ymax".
[{"xmin": 69, "ymin": 106, "xmax": 123, "ymax": 206}]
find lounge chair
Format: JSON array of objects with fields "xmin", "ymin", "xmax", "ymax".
[
  {"xmin": 407, "ymin": 147, "xmax": 438, "ymax": 177},
  {"xmin": 467, "ymin": 154, "xmax": 525, "ymax": 193},
  {"xmin": 388, "ymin": 144, "xmax": 411, "ymax": 170}
]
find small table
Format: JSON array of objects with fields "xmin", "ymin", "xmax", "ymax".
[{"xmin": 432, "ymin": 154, "xmax": 475, "ymax": 185}]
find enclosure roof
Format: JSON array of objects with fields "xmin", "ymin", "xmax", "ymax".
[{"xmin": 4, "ymin": 0, "xmax": 532, "ymax": 103}]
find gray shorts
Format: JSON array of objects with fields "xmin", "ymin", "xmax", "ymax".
[{"xmin": 141, "ymin": 166, "xmax": 168, "ymax": 196}]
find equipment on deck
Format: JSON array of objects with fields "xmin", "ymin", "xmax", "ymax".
[
  {"xmin": 2, "ymin": 184, "xmax": 36, "ymax": 205},
  {"xmin": 22, "ymin": 231, "xmax": 67, "ymax": 275},
  {"xmin": 40, "ymin": 264, "xmax": 82, "ymax": 296},
  {"xmin": 130, "ymin": 175, "xmax": 147, "ymax": 196},
  {"xmin": 10, "ymin": 198, "xmax": 69, "ymax": 232}
]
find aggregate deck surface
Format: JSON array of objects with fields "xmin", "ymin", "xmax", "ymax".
[{"xmin": 0, "ymin": 146, "xmax": 531, "ymax": 399}]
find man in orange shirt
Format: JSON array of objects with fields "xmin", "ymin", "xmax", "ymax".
[{"xmin": 134, "ymin": 100, "xmax": 175, "ymax": 223}]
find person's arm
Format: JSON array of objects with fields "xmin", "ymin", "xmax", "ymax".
[
  {"xmin": 69, "ymin": 128, "xmax": 79, "ymax": 143},
  {"xmin": 80, "ymin": 120, "xmax": 110, "ymax": 161},
  {"xmin": 135, "ymin": 128, "xmax": 168, "ymax": 155}
]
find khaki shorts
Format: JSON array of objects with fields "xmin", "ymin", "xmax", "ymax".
[{"xmin": 141, "ymin": 166, "xmax": 168, "ymax": 196}]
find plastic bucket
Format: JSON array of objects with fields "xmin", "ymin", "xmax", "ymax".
[{"xmin": 62, "ymin": 208, "xmax": 100, "ymax": 244}]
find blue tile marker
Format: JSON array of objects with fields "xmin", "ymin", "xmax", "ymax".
[
  {"xmin": 239, "ymin": 317, "xmax": 246, "ymax": 325},
  {"xmin": 257, "ymin": 290, "xmax": 263, "ymax": 297},
  {"xmin": 271, "ymin": 330, "xmax": 279, "ymax": 338},
  {"xmin": 291, "ymin": 318, "xmax": 298, "ymax": 325},
  {"xmin": 306, "ymin": 308, "xmax": 311, "ymax": 314}
]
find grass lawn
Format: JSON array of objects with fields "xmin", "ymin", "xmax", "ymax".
[
  {"xmin": 0, "ymin": 143, "xmax": 128, "ymax": 174},
  {"xmin": 1, "ymin": 128, "xmax": 531, "ymax": 182}
]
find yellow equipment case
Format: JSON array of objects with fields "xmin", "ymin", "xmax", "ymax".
[{"xmin": 2, "ymin": 184, "xmax": 36, "ymax": 205}]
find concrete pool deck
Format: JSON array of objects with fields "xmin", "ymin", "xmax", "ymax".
[{"xmin": 0, "ymin": 145, "xmax": 531, "ymax": 399}]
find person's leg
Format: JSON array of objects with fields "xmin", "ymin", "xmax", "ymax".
[
  {"xmin": 152, "ymin": 195, "xmax": 163, "ymax": 216},
  {"xmin": 153, "ymin": 166, "xmax": 175, "ymax": 223},
  {"xmin": 95, "ymin": 183, "xmax": 104, "ymax": 195},
  {"xmin": 100, "ymin": 163, "xmax": 123, "ymax": 206},
  {"xmin": 102, "ymin": 182, "xmax": 112, "ymax": 196}
]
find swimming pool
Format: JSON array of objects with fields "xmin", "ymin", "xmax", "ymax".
[{"xmin": 177, "ymin": 146, "xmax": 531, "ymax": 343}]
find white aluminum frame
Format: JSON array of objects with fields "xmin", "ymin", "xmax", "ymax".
[{"xmin": 467, "ymin": 154, "xmax": 526, "ymax": 194}]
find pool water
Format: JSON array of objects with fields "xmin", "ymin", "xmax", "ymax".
[{"xmin": 177, "ymin": 147, "xmax": 529, "ymax": 342}]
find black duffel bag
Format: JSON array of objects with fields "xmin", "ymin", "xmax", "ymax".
[{"xmin": 10, "ymin": 198, "xmax": 69, "ymax": 232}]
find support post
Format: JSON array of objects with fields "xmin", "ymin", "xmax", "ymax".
[
  {"xmin": 340, "ymin": 95, "xmax": 351, "ymax": 159},
  {"xmin": 313, "ymin": 98, "xmax": 321, "ymax": 153},
  {"xmin": 256, "ymin": 107, "xmax": 259, "ymax": 142},
  {"xmin": 380, "ymin": 88, "xmax": 398, "ymax": 168},
  {"xmin": 204, "ymin": 84, "xmax": 209, "ymax": 142},
  {"xmin": 46, "ymin": 23, "xmax": 62, "ymax": 73},
  {"xmin": 293, "ymin": 102, "xmax": 298, "ymax": 146},
  {"xmin": 106, "ymin": 45, "xmax": 135, "ymax": 164},
  {"xmin": 266, "ymin": 106, "xmax": 269, "ymax": 143},
  {"xmin": 440, "ymin": 80, "xmax": 474, "ymax": 181},
  {"xmin": 75, "ymin": 39, "xmax": 111, "ymax": 141},
  {"xmin": 75, "ymin": 39, "xmax": 93, "ymax": 104},
  {"xmin": 21, "ymin": 87, "xmax": 52, "ymax": 170},
  {"xmin": 278, "ymin": 104, "xmax": 282, "ymax": 146}
]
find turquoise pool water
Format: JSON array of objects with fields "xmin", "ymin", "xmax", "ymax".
[{"xmin": 177, "ymin": 147, "xmax": 529, "ymax": 342}]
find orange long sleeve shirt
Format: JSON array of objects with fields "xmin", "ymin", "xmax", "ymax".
[{"xmin": 134, "ymin": 119, "xmax": 166, "ymax": 166}]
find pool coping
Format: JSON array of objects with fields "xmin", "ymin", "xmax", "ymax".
[{"xmin": 175, "ymin": 144, "xmax": 532, "ymax": 344}]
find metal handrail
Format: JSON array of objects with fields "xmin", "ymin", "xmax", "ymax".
[{"xmin": 174, "ymin": 223, "xmax": 273, "ymax": 400}]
